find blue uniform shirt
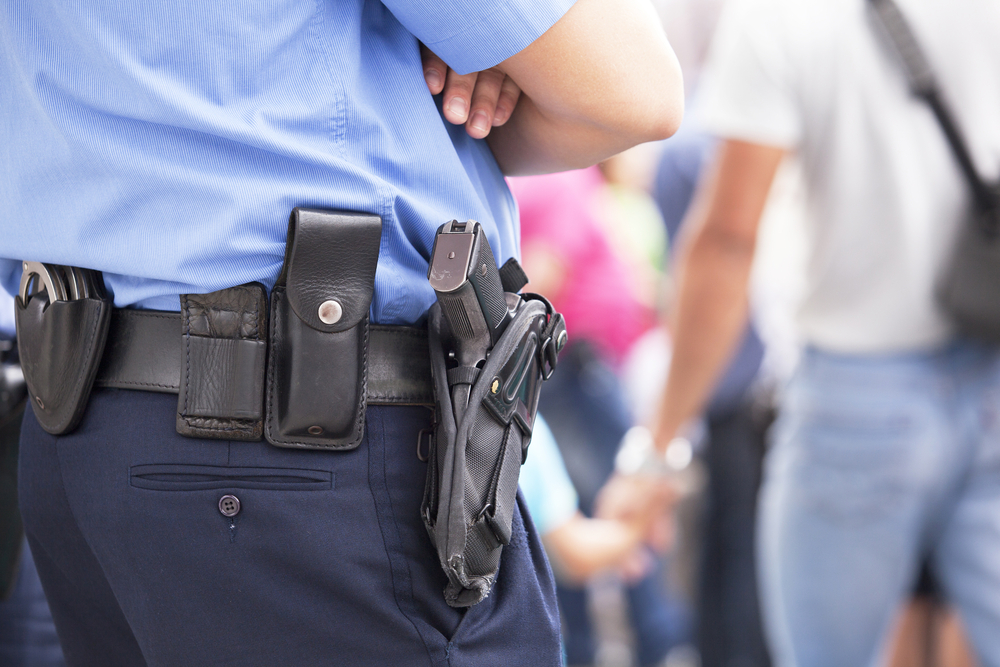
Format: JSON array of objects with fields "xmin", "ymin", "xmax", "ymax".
[{"xmin": 0, "ymin": 0, "xmax": 574, "ymax": 323}]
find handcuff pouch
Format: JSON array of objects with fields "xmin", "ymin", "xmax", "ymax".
[
  {"xmin": 264, "ymin": 208, "xmax": 382, "ymax": 450},
  {"xmin": 15, "ymin": 291, "xmax": 111, "ymax": 435}
]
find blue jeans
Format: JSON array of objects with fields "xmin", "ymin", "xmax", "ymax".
[
  {"xmin": 19, "ymin": 389, "xmax": 560, "ymax": 666},
  {"xmin": 759, "ymin": 342, "xmax": 1000, "ymax": 667}
]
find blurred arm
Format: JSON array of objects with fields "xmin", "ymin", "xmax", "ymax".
[
  {"xmin": 425, "ymin": 0, "xmax": 684, "ymax": 175},
  {"xmin": 651, "ymin": 139, "xmax": 785, "ymax": 449}
]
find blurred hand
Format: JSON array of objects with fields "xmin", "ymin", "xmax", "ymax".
[
  {"xmin": 421, "ymin": 45, "xmax": 522, "ymax": 140},
  {"xmin": 594, "ymin": 472, "xmax": 679, "ymax": 546},
  {"xmin": 645, "ymin": 502, "xmax": 676, "ymax": 554},
  {"xmin": 617, "ymin": 547, "xmax": 655, "ymax": 584}
]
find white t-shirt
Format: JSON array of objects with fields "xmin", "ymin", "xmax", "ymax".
[{"xmin": 698, "ymin": 0, "xmax": 1000, "ymax": 353}]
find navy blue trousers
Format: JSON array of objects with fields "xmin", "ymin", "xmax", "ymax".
[
  {"xmin": 0, "ymin": 540, "xmax": 65, "ymax": 667},
  {"xmin": 18, "ymin": 389, "xmax": 560, "ymax": 666},
  {"xmin": 697, "ymin": 402, "xmax": 770, "ymax": 667}
]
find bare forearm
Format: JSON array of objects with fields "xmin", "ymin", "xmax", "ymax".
[
  {"xmin": 491, "ymin": 0, "xmax": 683, "ymax": 175},
  {"xmin": 425, "ymin": 0, "xmax": 684, "ymax": 175},
  {"xmin": 652, "ymin": 228, "xmax": 755, "ymax": 445},
  {"xmin": 487, "ymin": 94, "xmax": 674, "ymax": 176},
  {"xmin": 486, "ymin": 97, "xmax": 612, "ymax": 176},
  {"xmin": 651, "ymin": 139, "xmax": 786, "ymax": 447}
]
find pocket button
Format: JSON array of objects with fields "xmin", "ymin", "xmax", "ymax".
[{"xmin": 218, "ymin": 494, "xmax": 241, "ymax": 517}]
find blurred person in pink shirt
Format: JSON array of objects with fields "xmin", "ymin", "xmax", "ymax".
[{"xmin": 511, "ymin": 167, "xmax": 653, "ymax": 369}]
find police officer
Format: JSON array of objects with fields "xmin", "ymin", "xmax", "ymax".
[{"xmin": 0, "ymin": 0, "xmax": 682, "ymax": 664}]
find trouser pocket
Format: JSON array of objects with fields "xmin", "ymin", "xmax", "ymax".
[{"xmin": 129, "ymin": 464, "xmax": 333, "ymax": 491}]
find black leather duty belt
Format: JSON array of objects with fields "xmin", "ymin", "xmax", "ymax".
[{"xmin": 94, "ymin": 309, "xmax": 434, "ymax": 407}]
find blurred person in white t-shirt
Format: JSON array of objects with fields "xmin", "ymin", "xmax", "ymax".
[{"xmin": 639, "ymin": 0, "xmax": 1000, "ymax": 664}]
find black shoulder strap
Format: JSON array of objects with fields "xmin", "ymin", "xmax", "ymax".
[{"xmin": 869, "ymin": 0, "xmax": 997, "ymax": 212}]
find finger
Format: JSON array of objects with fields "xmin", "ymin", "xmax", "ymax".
[
  {"xmin": 619, "ymin": 549, "xmax": 653, "ymax": 583},
  {"xmin": 440, "ymin": 69, "xmax": 478, "ymax": 125},
  {"xmin": 420, "ymin": 44, "xmax": 447, "ymax": 95},
  {"xmin": 493, "ymin": 76, "xmax": 522, "ymax": 127},
  {"xmin": 465, "ymin": 68, "xmax": 507, "ymax": 139}
]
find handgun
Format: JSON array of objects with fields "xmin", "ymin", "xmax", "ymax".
[{"xmin": 428, "ymin": 221, "xmax": 513, "ymax": 417}]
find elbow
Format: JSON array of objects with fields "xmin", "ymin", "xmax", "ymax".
[
  {"xmin": 617, "ymin": 55, "xmax": 685, "ymax": 144},
  {"xmin": 648, "ymin": 92, "xmax": 684, "ymax": 141},
  {"xmin": 644, "ymin": 57, "xmax": 685, "ymax": 141}
]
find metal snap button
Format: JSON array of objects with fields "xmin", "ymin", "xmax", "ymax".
[
  {"xmin": 218, "ymin": 494, "xmax": 241, "ymax": 518},
  {"xmin": 318, "ymin": 299, "xmax": 343, "ymax": 325}
]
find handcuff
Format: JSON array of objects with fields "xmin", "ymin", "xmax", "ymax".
[{"xmin": 18, "ymin": 261, "xmax": 106, "ymax": 305}]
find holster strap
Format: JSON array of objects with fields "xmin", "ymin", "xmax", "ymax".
[{"xmin": 94, "ymin": 309, "xmax": 433, "ymax": 406}]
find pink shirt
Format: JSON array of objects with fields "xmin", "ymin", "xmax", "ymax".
[{"xmin": 509, "ymin": 168, "xmax": 652, "ymax": 367}]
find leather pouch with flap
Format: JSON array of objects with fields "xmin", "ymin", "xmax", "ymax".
[
  {"xmin": 265, "ymin": 208, "xmax": 382, "ymax": 450},
  {"xmin": 176, "ymin": 284, "xmax": 268, "ymax": 441}
]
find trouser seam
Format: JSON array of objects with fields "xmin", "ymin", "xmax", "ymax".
[
  {"xmin": 22, "ymin": 427, "xmax": 146, "ymax": 662},
  {"xmin": 366, "ymin": 407, "xmax": 444, "ymax": 666}
]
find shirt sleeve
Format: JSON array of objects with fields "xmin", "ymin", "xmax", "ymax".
[
  {"xmin": 381, "ymin": 0, "xmax": 577, "ymax": 74},
  {"xmin": 518, "ymin": 414, "xmax": 579, "ymax": 535},
  {"xmin": 696, "ymin": 0, "xmax": 802, "ymax": 149}
]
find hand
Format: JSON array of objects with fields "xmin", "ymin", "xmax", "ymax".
[
  {"xmin": 594, "ymin": 472, "xmax": 679, "ymax": 544},
  {"xmin": 617, "ymin": 547, "xmax": 655, "ymax": 584},
  {"xmin": 421, "ymin": 45, "xmax": 522, "ymax": 140}
]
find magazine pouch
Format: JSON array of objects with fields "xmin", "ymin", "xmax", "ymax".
[
  {"xmin": 264, "ymin": 208, "xmax": 382, "ymax": 450},
  {"xmin": 176, "ymin": 284, "xmax": 269, "ymax": 440},
  {"xmin": 422, "ymin": 293, "xmax": 566, "ymax": 607}
]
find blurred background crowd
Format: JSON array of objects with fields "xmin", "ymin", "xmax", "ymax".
[
  {"xmin": 1, "ymin": 0, "xmax": 998, "ymax": 665},
  {"xmin": 508, "ymin": 0, "xmax": 999, "ymax": 664}
]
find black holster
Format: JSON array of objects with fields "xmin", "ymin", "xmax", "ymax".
[{"xmin": 422, "ymin": 293, "xmax": 565, "ymax": 607}]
